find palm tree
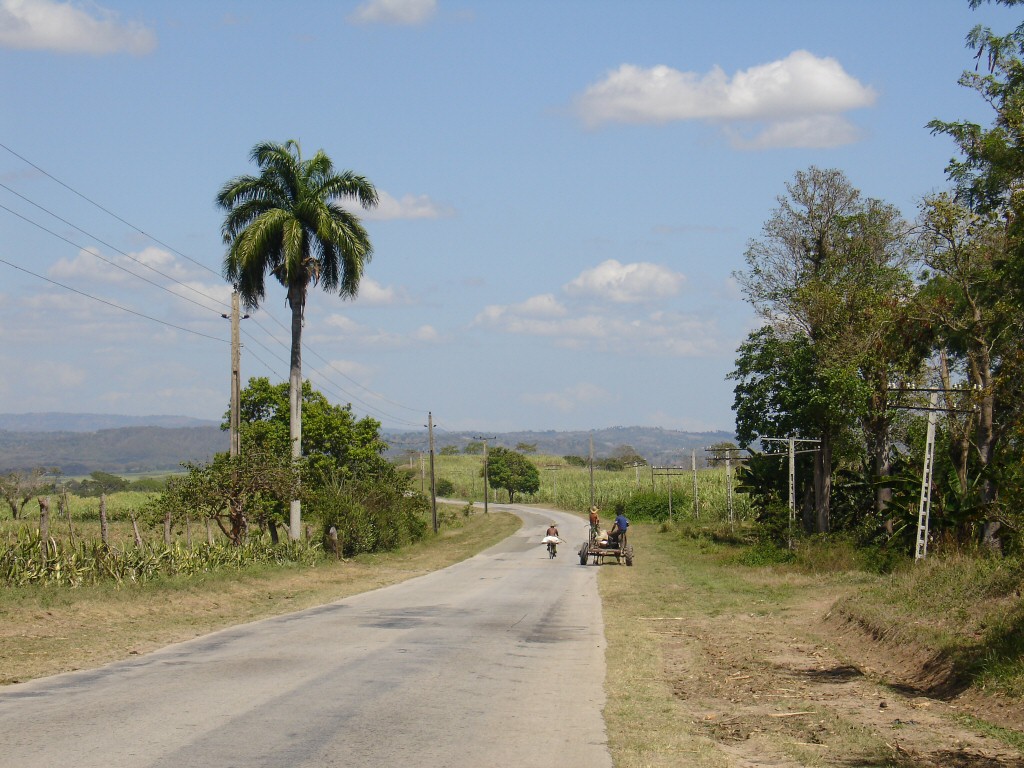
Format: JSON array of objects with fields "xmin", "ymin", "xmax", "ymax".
[{"xmin": 217, "ymin": 139, "xmax": 378, "ymax": 540}]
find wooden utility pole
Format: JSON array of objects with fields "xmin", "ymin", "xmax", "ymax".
[
  {"xmin": 589, "ymin": 433, "xmax": 595, "ymax": 509},
  {"xmin": 475, "ymin": 435, "xmax": 496, "ymax": 514},
  {"xmin": 428, "ymin": 412, "xmax": 437, "ymax": 533}
]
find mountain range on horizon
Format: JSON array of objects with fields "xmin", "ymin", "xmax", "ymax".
[
  {"xmin": 0, "ymin": 412, "xmax": 220, "ymax": 433},
  {"xmin": 0, "ymin": 413, "xmax": 737, "ymax": 473}
]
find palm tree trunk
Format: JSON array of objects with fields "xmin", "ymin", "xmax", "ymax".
[{"xmin": 289, "ymin": 283, "xmax": 303, "ymax": 540}]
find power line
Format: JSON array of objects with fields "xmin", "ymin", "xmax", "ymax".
[
  {"xmin": 0, "ymin": 140, "xmax": 222, "ymax": 278},
  {"xmin": 0, "ymin": 201, "xmax": 225, "ymax": 317},
  {"xmin": 2, "ymin": 140, "xmax": 425, "ymax": 424},
  {"xmin": 0, "ymin": 181, "xmax": 230, "ymax": 312},
  {"xmin": 0, "ymin": 257, "xmax": 228, "ymax": 344}
]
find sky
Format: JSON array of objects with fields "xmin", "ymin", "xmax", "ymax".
[{"xmin": 0, "ymin": 0, "xmax": 1019, "ymax": 438}]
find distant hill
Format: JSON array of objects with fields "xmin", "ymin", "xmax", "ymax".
[
  {"xmin": 0, "ymin": 426, "xmax": 227, "ymax": 475},
  {"xmin": 383, "ymin": 425, "xmax": 736, "ymax": 466},
  {"xmin": 0, "ymin": 413, "xmax": 219, "ymax": 433},
  {"xmin": 0, "ymin": 413, "xmax": 734, "ymax": 475}
]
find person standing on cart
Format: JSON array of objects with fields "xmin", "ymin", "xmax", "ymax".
[{"xmin": 588, "ymin": 506, "xmax": 600, "ymax": 538}]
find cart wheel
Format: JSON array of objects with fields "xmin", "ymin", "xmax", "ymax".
[
  {"xmin": 578, "ymin": 543, "xmax": 589, "ymax": 566},
  {"xmin": 625, "ymin": 545, "xmax": 634, "ymax": 567}
]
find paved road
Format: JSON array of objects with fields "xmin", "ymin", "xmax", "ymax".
[{"xmin": 0, "ymin": 506, "xmax": 611, "ymax": 768}]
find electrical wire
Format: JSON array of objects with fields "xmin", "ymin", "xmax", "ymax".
[
  {"xmin": 0, "ymin": 181, "xmax": 230, "ymax": 312},
  {"xmin": 1, "ymin": 140, "xmax": 427, "ymax": 423},
  {"xmin": 0, "ymin": 141, "xmax": 222, "ymax": 279},
  {"xmin": 0, "ymin": 201, "xmax": 226, "ymax": 316},
  {"xmin": 0, "ymin": 256, "xmax": 228, "ymax": 344}
]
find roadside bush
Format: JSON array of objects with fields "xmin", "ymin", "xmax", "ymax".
[
  {"xmin": 310, "ymin": 470, "xmax": 428, "ymax": 557},
  {"xmin": 435, "ymin": 478, "xmax": 455, "ymax": 497}
]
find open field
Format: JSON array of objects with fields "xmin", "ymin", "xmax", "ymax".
[{"xmin": 425, "ymin": 453, "xmax": 752, "ymax": 521}]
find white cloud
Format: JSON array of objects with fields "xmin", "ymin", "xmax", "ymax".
[
  {"xmin": 361, "ymin": 190, "xmax": 455, "ymax": 221},
  {"xmin": 574, "ymin": 50, "xmax": 875, "ymax": 149},
  {"xmin": 411, "ymin": 324, "xmax": 440, "ymax": 342},
  {"xmin": 474, "ymin": 298, "xmax": 721, "ymax": 357},
  {"xmin": 352, "ymin": 277, "xmax": 411, "ymax": 306},
  {"xmin": 49, "ymin": 245, "xmax": 190, "ymax": 284},
  {"xmin": 523, "ymin": 382, "xmax": 614, "ymax": 412},
  {"xmin": 319, "ymin": 313, "xmax": 426, "ymax": 348},
  {"xmin": 564, "ymin": 259, "xmax": 684, "ymax": 303},
  {"xmin": 0, "ymin": 0, "xmax": 156, "ymax": 55},
  {"xmin": 725, "ymin": 114, "xmax": 865, "ymax": 150},
  {"xmin": 473, "ymin": 293, "xmax": 567, "ymax": 328},
  {"xmin": 348, "ymin": 0, "xmax": 436, "ymax": 25}
]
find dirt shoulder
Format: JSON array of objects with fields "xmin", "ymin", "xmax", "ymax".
[{"xmin": 600, "ymin": 526, "xmax": 1024, "ymax": 768}]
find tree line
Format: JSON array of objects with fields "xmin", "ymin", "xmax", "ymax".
[{"xmin": 731, "ymin": 1, "xmax": 1024, "ymax": 553}]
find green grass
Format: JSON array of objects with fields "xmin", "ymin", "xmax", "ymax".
[{"xmin": 428, "ymin": 453, "xmax": 751, "ymax": 522}]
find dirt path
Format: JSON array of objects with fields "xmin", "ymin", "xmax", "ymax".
[{"xmin": 656, "ymin": 584, "xmax": 1023, "ymax": 767}]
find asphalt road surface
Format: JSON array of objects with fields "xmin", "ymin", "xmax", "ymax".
[{"xmin": 0, "ymin": 506, "xmax": 612, "ymax": 768}]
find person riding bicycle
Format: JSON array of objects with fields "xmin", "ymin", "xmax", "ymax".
[
  {"xmin": 588, "ymin": 506, "xmax": 600, "ymax": 539},
  {"xmin": 544, "ymin": 523, "xmax": 561, "ymax": 557}
]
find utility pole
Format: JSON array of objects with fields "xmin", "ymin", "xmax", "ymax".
[
  {"xmin": 428, "ymin": 413, "xmax": 437, "ymax": 533},
  {"xmin": 916, "ymin": 392, "xmax": 939, "ymax": 560},
  {"xmin": 474, "ymin": 435, "xmax": 496, "ymax": 514},
  {"xmin": 589, "ymin": 433, "xmax": 595, "ymax": 509},
  {"xmin": 760, "ymin": 437, "xmax": 821, "ymax": 549},
  {"xmin": 221, "ymin": 291, "xmax": 248, "ymax": 458},
  {"xmin": 691, "ymin": 449, "xmax": 698, "ymax": 519}
]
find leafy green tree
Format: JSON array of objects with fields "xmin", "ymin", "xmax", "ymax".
[
  {"xmin": 232, "ymin": 376, "xmax": 389, "ymax": 483},
  {"xmin": 926, "ymin": 2, "xmax": 1024, "ymax": 549},
  {"xmin": 464, "ymin": 441, "xmax": 484, "ymax": 455},
  {"xmin": 515, "ymin": 442, "xmax": 537, "ymax": 453},
  {"xmin": 484, "ymin": 447, "xmax": 540, "ymax": 503},
  {"xmin": 217, "ymin": 139, "xmax": 378, "ymax": 540},
  {"xmin": 440, "ymin": 445, "xmax": 460, "ymax": 456},
  {"xmin": 736, "ymin": 167, "xmax": 917, "ymax": 532},
  {"xmin": 158, "ymin": 447, "xmax": 299, "ymax": 545}
]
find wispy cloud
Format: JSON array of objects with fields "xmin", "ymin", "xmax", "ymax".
[
  {"xmin": 564, "ymin": 259, "xmax": 684, "ymax": 303},
  {"xmin": 361, "ymin": 190, "xmax": 455, "ymax": 221},
  {"xmin": 574, "ymin": 50, "xmax": 875, "ymax": 149},
  {"xmin": 523, "ymin": 382, "xmax": 614, "ymax": 412},
  {"xmin": 348, "ymin": 0, "xmax": 437, "ymax": 25},
  {"xmin": 351, "ymin": 277, "xmax": 413, "ymax": 307},
  {"xmin": 0, "ymin": 0, "xmax": 156, "ymax": 55}
]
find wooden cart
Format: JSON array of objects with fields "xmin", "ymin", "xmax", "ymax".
[{"xmin": 578, "ymin": 528, "xmax": 633, "ymax": 566}]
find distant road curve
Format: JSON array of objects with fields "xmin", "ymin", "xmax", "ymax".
[{"xmin": 0, "ymin": 505, "xmax": 611, "ymax": 768}]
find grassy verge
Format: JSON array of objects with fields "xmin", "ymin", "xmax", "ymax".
[
  {"xmin": 832, "ymin": 550, "xmax": 1024, "ymax": 697},
  {"xmin": 0, "ymin": 509, "xmax": 520, "ymax": 685},
  {"xmin": 597, "ymin": 524, "xmax": 1024, "ymax": 766}
]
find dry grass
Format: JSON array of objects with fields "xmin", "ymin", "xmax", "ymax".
[{"xmin": 0, "ymin": 508, "xmax": 520, "ymax": 685}]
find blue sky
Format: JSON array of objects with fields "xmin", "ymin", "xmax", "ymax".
[{"xmin": 0, "ymin": 0, "xmax": 1018, "ymax": 435}]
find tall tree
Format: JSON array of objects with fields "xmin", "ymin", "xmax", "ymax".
[
  {"xmin": 917, "ymin": 195, "xmax": 1015, "ymax": 547},
  {"xmin": 217, "ymin": 140, "xmax": 378, "ymax": 540},
  {"xmin": 736, "ymin": 167, "xmax": 914, "ymax": 532}
]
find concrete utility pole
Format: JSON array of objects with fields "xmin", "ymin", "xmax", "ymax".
[
  {"xmin": 474, "ymin": 435, "xmax": 496, "ymax": 514},
  {"xmin": 221, "ymin": 291, "xmax": 248, "ymax": 458},
  {"xmin": 691, "ymin": 449, "xmax": 698, "ymax": 519},
  {"xmin": 428, "ymin": 413, "xmax": 437, "ymax": 533}
]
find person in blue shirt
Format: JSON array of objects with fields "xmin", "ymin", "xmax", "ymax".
[{"xmin": 609, "ymin": 505, "xmax": 629, "ymax": 545}]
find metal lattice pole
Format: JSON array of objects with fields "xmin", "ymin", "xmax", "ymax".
[{"xmin": 916, "ymin": 392, "xmax": 939, "ymax": 561}]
